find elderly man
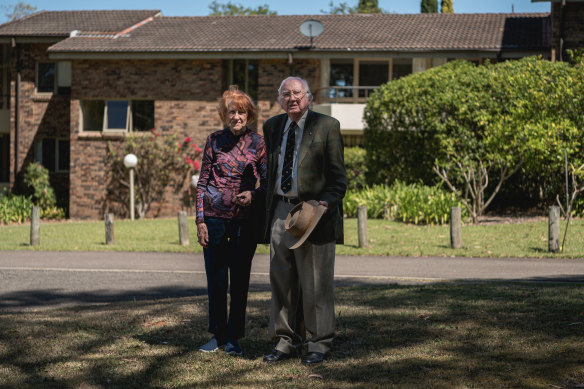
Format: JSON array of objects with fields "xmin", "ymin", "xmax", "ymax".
[{"xmin": 262, "ymin": 76, "xmax": 347, "ymax": 365}]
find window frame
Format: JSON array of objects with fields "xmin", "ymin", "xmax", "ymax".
[
  {"xmin": 328, "ymin": 58, "xmax": 414, "ymax": 102},
  {"xmin": 80, "ymin": 99, "xmax": 155, "ymax": 133},
  {"xmin": 103, "ymin": 100, "xmax": 130, "ymax": 132}
]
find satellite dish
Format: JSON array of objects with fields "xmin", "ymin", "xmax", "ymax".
[{"xmin": 299, "ymin": 19, "xmax": 324, "ymax": 48}]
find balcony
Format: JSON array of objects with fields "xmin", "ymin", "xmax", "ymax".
[{"xmin": 312, "ymin": 86, "xmax": 379, "ymax": 146}]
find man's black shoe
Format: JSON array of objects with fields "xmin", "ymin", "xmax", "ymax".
[
  {"xmin": 263, "ymin": 350, "xmax": 290, "ymax": 363},
  {"xmin": 301, "ymin": 352, "xmax": 324, "ymax": 365}
]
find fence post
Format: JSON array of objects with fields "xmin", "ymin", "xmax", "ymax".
[
  {"xmin": 548, "ymin": 206, "xmax": 560, "ymax": 253},
  {"xmin": 450, "ymin": 206, "xmax": 462, "ymax": 249},
  {"xmin": 105, "ymin": 213, "xmax": 114, "ymax": 245},
  {"xmin": 357, "ymin": 206, "xmax": 368, "ymax": 248},
  {"xmin": 30, "ymin": 206, "xmax": 40, "ymax": 246},
  {"xmin": 178, "ymin": 211, "xmax": 189, "ymax": 246}
]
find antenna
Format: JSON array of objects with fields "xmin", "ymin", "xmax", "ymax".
[{"xmin": 299, "ymin": 19, "xmax": 324, "ymax": 49}]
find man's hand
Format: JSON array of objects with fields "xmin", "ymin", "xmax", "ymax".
[
  {"xmin": 318, "ymin": 200, "xmax": 328, "ymax": 212},
  {"xmin": 197, "ymin": 222, "xmax": 209, "ymax": 247}
]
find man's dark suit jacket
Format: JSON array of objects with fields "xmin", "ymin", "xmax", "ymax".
[{"xmin": 262, "ymin": 110, "xmax": 347, "ymax": 245}]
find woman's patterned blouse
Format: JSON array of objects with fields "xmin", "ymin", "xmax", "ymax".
[{"xmin": 195, "ymin": 127, "xmax": 267, "ymax": 224}]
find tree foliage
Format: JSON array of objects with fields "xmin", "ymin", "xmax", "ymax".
[
  {"xmin": 421, "ymin": 0, "xmax": 438, "ymax": 13},
  {"xmin": 106, "ymin": 131, "xmax": 202, "ymax": 219},
  {"xmin": 441, "ymin": 0, "xmax": 454, "ymax": 13},
  {"xmin": 208, "ymin": 1, "xmax": 276, "ymax": 15},
  {"xmin": 356, "ymin": 0, "xmax": 382, "ymax": 13},
  {"xmin": 363, "ymin": 57, "xmax": 584, "ymax": 222},
  {"xmin": 2, "ymin": 1, "xmax": 37, "ymax": 22},
  {"xmin": 322, "ymin": 0, "xmax": 382, "ymax": 14}
]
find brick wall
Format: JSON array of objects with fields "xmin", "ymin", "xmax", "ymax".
[
  {"xmin": 9, "ymin": 43, "xmax": 70, "ymax": 199},
  {"xmin": 551, "ymin": 2, "xmax": 584, "ymax": 61},
  {"xmin": 69, "ymin": 59, "xmax": 224, "ymax": 219},
  {"xmin": 69, "ymin": 57, "xmax": 321, "ymax": 219}
]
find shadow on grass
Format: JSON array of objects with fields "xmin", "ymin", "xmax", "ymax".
[
  {"xmin": 0, "ymin": 283, "xmax": 583, "ymax": 388},
  {"xmin": 0, "ymin": 286, "xmax": 209, "ymax": 311}
]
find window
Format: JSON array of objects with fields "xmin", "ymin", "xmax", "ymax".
[
  {"xmin": 105, "ymin": 101, "xmax": 129, "ymax": 130},
  {"xmin": 36, "ymin": 62, "xmax": 56, "ymax": 93},
  {"xmin": 358, "ymin": 61, "xmax": 389, "ymax": 97},
  {"xmin": 81, "ymin": 100, "xmax": 154, "ymax": 132},
  {"xmin": 329, "ymin": 59, "xmax": 354, "ymax": 98},
  {"xmin": 34, "ymin": 138, "xmax": 70, "ymax": 172},
  {"xmin": 36, "ymin": 61, "xmax": 71, "ymax": 95},
  {"xmin": 223, "ymin": 59, "xmax": 258, "ymax": 101},
  {"xmin": 328, "ymin": 58, "xmax": 413, "ymax": 100},
  {"xmin": 82, "ymin": 100, "xmax": 105, "ymax": 131},
  {"xmin": 132, "ymin": 100, "xmax": 155, "ymax": 131},
  {"xmin": 392, "ymin": 58, "xmax": 412, "ymax": 81}
]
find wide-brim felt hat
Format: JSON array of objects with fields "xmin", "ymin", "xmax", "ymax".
[{"xmin": 285, "ymin": 200, "xmax": 327, "ymax": 249}]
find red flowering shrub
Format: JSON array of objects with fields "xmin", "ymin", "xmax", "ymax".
[{"xmin": 106, "ymin": 130, "xmax": 202, "ymax": 218}]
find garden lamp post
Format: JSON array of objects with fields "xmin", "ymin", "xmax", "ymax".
[{"xmin": 123, "ymin": 153, "xmax": 138, "ymax": 221}]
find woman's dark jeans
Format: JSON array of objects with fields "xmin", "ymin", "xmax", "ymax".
[{"xmin": 203, "ymin": 217, "xmax": 257, "ymax": 343}]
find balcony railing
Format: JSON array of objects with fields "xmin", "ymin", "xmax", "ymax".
[{"xmin": 313, "ymin": 86, "xmax": 380, "ymax": 104}]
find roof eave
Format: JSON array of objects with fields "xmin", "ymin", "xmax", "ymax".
[{"xmin": 47, "ymin": 47, "xmax": 551, "ymax": 61}]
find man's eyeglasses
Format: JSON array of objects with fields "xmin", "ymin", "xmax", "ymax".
[{"xmin": 280, "ymin": 90, "xmax": 306, "ymax": 101}]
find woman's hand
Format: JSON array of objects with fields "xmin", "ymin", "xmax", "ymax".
[
  {"xmin": 197, "ymin": 222, "xmax": 209, "ymax": 248},
  {"xmin": 235, "ymin": 191, "xmax": 253, "ymax": 207}
]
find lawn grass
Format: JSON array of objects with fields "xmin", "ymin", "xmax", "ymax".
[
  {"xmin": 2, "ymin": 217, "xmax": 584, "ymax": 258},
  {"xmin": 0, "ymin": 283, "xmax": 583, "ymax": 388}
]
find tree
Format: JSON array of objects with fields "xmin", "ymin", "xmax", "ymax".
[
  {"xmin": 322, "ymin": 0, "xmax": 382, "ymax": 14},
  {"xmin": 208, "ymin": 1, "xmax": 276, "ymax": 15},
  {"xmin": 421, "ymin": 0, "xmax": 438, "ymax": 13},
  {"xmin": 441, "ymin": 0, "xmax": 454, "ymax": 13},
  {"xmin": 356, "ymin": 0, "xmax": 381, "ymax": 13},
  {"xmin": 2, "ymin": 1, "xmax": 37, "ymax": 22}
]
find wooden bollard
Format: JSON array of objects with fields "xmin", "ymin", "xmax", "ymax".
[
  {"xmin": 178, "ymin": 211, "xmax": 189, "ymax": 246},
  {"xmin": 105, "ymin": 213, "xmax": 114, "ymax": 245},
  {"xmin": 450, "ymin": 206, "xmax": 462, "ymax": 249},
  {"xmin": 30, "ymin": 206, "xmax": 40, "ymax": 246},
  {"xmin": 357, "ymin": 206, "xmax": 369, "ymax": 248},
  {"xmin": 548, "ymin": 206, "xmax": 560, "ymax": 253}
]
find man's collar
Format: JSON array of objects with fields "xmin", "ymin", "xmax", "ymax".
[{"xmin": 286, "ymin": 110, "xmax": 309, "ymax": 130}]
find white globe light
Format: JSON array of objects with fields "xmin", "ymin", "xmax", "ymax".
[{"xmin": 123, "ymin": 153, "xmax": 138, "ymax": 169}]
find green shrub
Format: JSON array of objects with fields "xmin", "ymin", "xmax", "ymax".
[
  {"xmin": 106, "ymin": 131, "xmax": 202, "ymax": 219},
  {"xmin": 0, "ymin": 194, "xmax": 33, "ymax": 224},
  {"xmin": 363, "ymin": 57, "xmax": 584, "ymax": 213},
  {"xmin": 0, "ymin": 192, "xmax": 65, "ymax": 224},
  {"xmin": 344, "ymin": 184, "xmax": 392, "ymax": 219},
  {"xmin": 344, "ymin": 182, "xmax": 465, "ymax": 225},
  {"xmin": 344, "ymin": 147, "xmax": 367, "ymax": 191},
  {"xmin": 23, "ymin": 162, "xmax": 57, "ymax": 209}
]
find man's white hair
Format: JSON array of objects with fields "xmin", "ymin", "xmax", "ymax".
[{"xmin": 277, "ymin": 77, "xmax": 313, "ymax": 103}]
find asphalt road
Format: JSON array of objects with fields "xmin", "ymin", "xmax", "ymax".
[{"xmin": 0, "ymin": 251, "xmax": 583, "ymax": 312}]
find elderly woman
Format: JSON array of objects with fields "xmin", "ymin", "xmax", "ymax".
[{"xmin": 195, "ymin": 85, "xmax": 267, "ymax": 356}]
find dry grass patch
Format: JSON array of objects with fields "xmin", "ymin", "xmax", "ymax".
[{"xmin": 0, "ymin": 283, "xmax": 583, "ymax": 388}]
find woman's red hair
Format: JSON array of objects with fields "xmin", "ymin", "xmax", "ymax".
[{"xmin": 218, "ymin": 85, "xmax": 257, "ymax": 125}]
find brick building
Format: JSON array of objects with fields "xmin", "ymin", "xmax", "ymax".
[{"xmin": 0, "ymin": 4, "xmax": 575, "ymax": 220}]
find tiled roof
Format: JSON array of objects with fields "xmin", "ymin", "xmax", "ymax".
[
  {"xmin": 2, "ymin": 11, "xmax": 550, "ymax": 53},
  {"xmin": 0, "ymin": 10, "xmax": 161, "ymax": 37}
]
